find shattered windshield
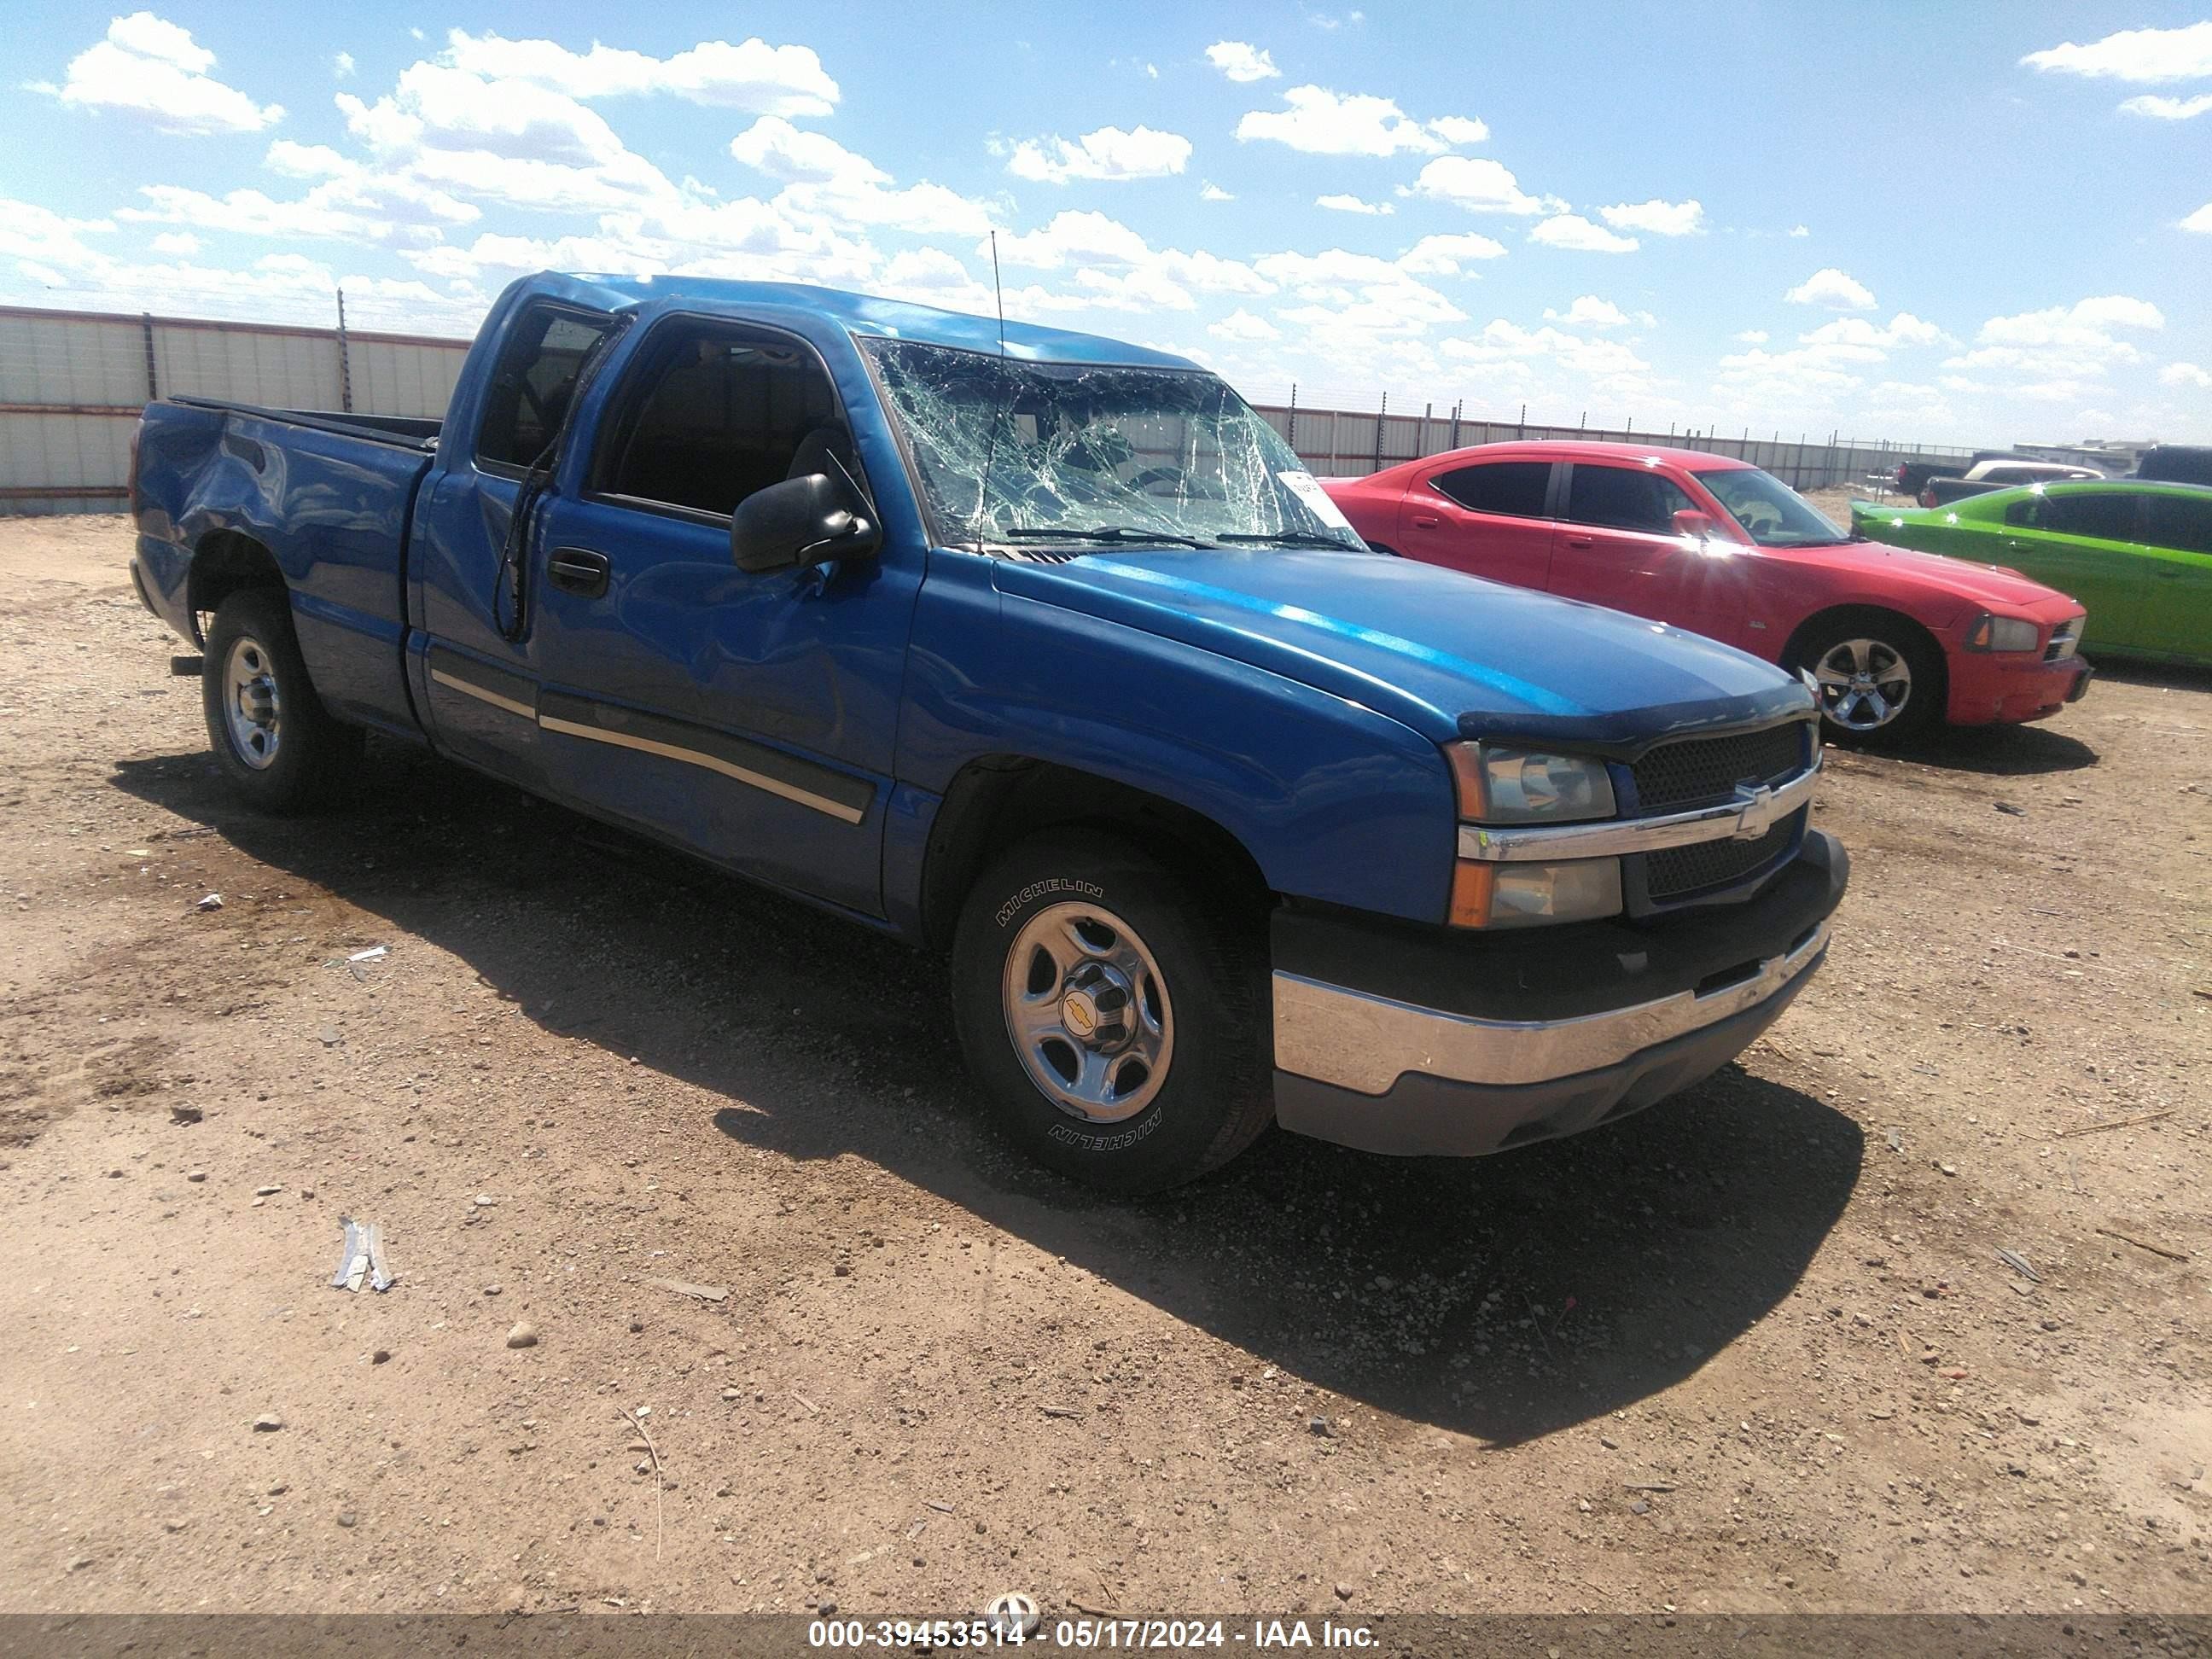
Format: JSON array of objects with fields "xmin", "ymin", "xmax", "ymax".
[{"xmin": 859, "ymin": 337, "xmax": 1366, "ymax": 554}]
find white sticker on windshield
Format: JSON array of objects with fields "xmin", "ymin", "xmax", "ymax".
[{"xmin": 1277, "ymin": 469, "xmax": 1353, "ymax": 531}]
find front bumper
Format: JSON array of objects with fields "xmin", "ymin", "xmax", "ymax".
[
  {"xmin": 1270, "ymin": 830, "xmax": 1847, "ymax": 1156},
  {"xmin": 1946, "ymin": 648, "xmax": 2093, "ymax": 726}
]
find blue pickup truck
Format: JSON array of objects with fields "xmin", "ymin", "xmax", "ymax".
[{"xmin": 129, "ymin": 271, "xmax": 1845, "ymax": 1192}]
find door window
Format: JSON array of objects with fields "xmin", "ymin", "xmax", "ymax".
[
  {"xmin": 2140, "ymin": 492, "xmax": 2212, "ymax": 556},
  {"xmin": 2011, "ymin": 491, "xmax": 2141, "ymax": 543},
  {"xmin": 594, "ymin": 326, "xmax": 849, "ymax": 518},
  {"xmin": 475, "ymin": 307, "xmax": 617, "ymax": 470},
  {"xmin": 1563, "ymin": 463, "xmax": 1695, "ymax": 533},
  {"xmin": 1431, "ymin": 461, "xmax": 1551, "ymax": 518}
]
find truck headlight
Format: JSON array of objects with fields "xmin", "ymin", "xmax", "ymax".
[
  {"xmin": 1450, "ymin": 858, "xmax": 1624, "ymax": 929},
  {"xmin": 1965, "ymin": 613, "xmax": 2040, "ymax": 653},
  {"xmin": 1447, "ymin": 743, "xmax": 1616, "ymax": 824}
]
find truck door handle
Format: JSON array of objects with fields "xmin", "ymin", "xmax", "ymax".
[
  {"xmin": 547, "ymin": 546, "xmax": 610, "ymax": 598},
  {"xmin": 1565, "ymin": 535, "xmax": 1594, "ymax": 548},
  {"xmin": 1410, "ymin": 514, "xmax": 1441, "ymax": 528}
]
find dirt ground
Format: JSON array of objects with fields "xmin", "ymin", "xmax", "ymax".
[{"xmin": 0, "ymin": 513, "xmax": 2206, "ymax": 1621}]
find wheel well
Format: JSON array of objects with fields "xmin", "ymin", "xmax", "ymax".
[
  {"xmin": 187, "ymin": 532, "xmax": 286, "ymax": 644},
  {"xmin": 1782, "ymin": 603, "xmax": 1947, "ymax": 695},
  {"xmin": 919, "ymin": 758, "xmax": 1272, "ymax": 952}
]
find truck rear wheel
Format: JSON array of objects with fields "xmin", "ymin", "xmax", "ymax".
[
  {"xmin": 951, "ymin": 830, "xmax": 1273, "ymax": 1194},
  {"xmin": 201, "ymin": 589, "xmax": 362, "ymax": 812}
]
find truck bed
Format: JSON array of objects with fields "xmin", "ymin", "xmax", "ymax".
[
  {"xmin": 131, "ymin": 397, "xmax": 439, "ymax": 737},
  {"xmin": 167, "ymin": 397, "xmax": 441, "ymax": 449}
]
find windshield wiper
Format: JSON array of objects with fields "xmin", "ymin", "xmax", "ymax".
[
  {"xmin": 998, "ymin": 525, "xmax": 1218, "ymax": 550},
  {"xmin": 1214, "ymin": 531, "xmax": 1359, "ymax": 549}
]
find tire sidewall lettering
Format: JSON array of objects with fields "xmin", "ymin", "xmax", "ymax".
[{"xmin": 994, "ymin": 876, "xmax": 1105, "ymax": 929}]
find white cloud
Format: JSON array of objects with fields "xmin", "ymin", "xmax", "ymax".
[
  {"xmin": 1734, "ymin": 329, "xmax": 1768, "ymax": 344},
  {"xmin": 1396, "ymin": 232, "xmax": 1506, "ymax": 275},
  {"xmin": 1598, "ymin": 197, "xmax": 1703, "ymax": 236},
  {"xmin": 1236, "ymin": 85, "xmax": 1446, "ymax": 155},
  {"xmin": 1784, "ymin": 266, "xmax": 1875, "ymax": 310},
  {"xmin": 2161, "ymin": 361, "xmax": 2212, "ymax": 388},
  {"xmin": 1543, "ymin": 296, "xmax": 1650, "ymax": 329},
  {"xmin": 1210, "ymin": 308, "xmax": 1279, "ymax": 341},
  {"xmin": 2120, "ymin": 92, "xmax": 2212, "ymax": 119},
  {"xmin": 1205, "ymin": 41, "xmax": 1279, "ymax": 82},
  {"xmin": 1789, "ymin": 224, "xmax": 1809, "ymax": 237},
  {"xmin": 1798, "ymin": 312, "xmax": 1948, "ymax": 355},
  {"xmin": 1255, "ymin": 247, "xmax": 1465, "ymax": 336},
  {"xmin": 1198, "ymin": 182, "xmax": 1234, "ymax": 201},
  {"xmin": 1007, "ymin": 125, "xmax": 1192, "ymax": 183},
  {"xmin": 1411, "ymin": 156, "xmax": 1557, "ymax": 215},
  {"xmin": 1529, "ymin": 214, "xmax": 1638, "ymax": 253},
  {"xmin": 1441, "ymin": 321, "xmax": 1655, "ymax": 396},
  {"xmin": 986, "ymin": 211, "xmax": 1272, "ymax": 317},
  {"xmin": 1941, "ymin": 295, "xmax": 2163, "ymax": 383},
  {"xmin": 42, "ymin": 12, "xmax": 284, "ymax": 135},
  {"xmin": 1427, "ymin": 115, "xmax": 1489, "ymax": 146},
  {"xmin": 334, "ymin": 52, "xmax": 355, "ymax": 79},
  {"xmin": 992, "ymin": 210, "xmax": 1152, "ymax": 271},
  {"xmin": 2021, "ymin": 21, "xmax": 2212, "ymax": 83},
  {"xmin": 2183, "ymin": 201, "xmax": 2212, "ymax": 233},
  {"xmin": 0, "ymin": 200, "xmax": 116, "ymax": 269},
  {"xmin": 1316, "ymin": 193, "xmax": 1392, "ymax": 215},
  {"xmin": 730, "ymin": 117, "xmax": 884, "ymax": 187},
  {"xmin": 149, "ymin": 230, "xmax": 201, "ymax": 255},
  {"xmin": 441, "ymin": 29, "xmax": 838, "ymax": 115}
]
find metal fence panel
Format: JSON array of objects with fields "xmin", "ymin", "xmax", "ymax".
[
  {"xmin": 154, "ymin": 323, "xmax": 343, "ymax": 409},
  {"xmin": 0, "ymin": 313, "xmax": 148, "ymax": 406},
  {"xmin": 0, "ymin": 410, "xmax": 134, "ymax": 489},
  {"xmin": 349, "ymin": 337, "xmax": 465, "ymax": 417}
]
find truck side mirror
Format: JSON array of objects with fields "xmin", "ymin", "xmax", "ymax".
[
  {"xmin": 1671, "ymin": 509, "xmax": 1720, "ymax": 543},
  {"xmin": 731, "ymin": 472, "xmax": 882, "ymax": 574}
]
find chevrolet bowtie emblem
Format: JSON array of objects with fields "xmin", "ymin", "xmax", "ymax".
[{"xmin": 1731, "ymin": 783, "xmax": 1778, "ymax": 840}]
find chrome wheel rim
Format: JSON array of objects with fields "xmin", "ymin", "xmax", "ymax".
[
  {"xmin": 222, "ymin": 633, "xmax": 282, "ymax": 770},
  {"xmin": 1813, "ymin": 637, "xmax": 1912, "ymax": 732},
  {"xmin": 1001, "ymin": 900, "xmax": 1173, "ymax": 1123}
]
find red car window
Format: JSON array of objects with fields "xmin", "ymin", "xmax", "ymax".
[
  {"xmin": 1563, "ymin": 464, "xmax": 1694, "ymax": 533},
  {"xmin": 1431, "ymin": 461, "xmax": 1551, "ymax": 518}
]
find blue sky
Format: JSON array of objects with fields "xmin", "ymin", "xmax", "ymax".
[{"xmin": 4, "ymin": 3, "xmax": 2209, "ymax": 443}]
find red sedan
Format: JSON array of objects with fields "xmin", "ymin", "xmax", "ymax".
[{"xmin": 1323, "ymin": 441, "xmax": 2092, "ymax": 743}]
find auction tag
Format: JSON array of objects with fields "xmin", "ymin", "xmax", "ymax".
[{"xmin": 1277, "ymin": 469, "xmax": 1354, "ymax": 530}]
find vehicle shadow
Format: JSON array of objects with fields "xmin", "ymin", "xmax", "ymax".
[
  {"xmin": 1857, "ymin": 719, "xmax": 2099, "ymax": 777},
  {"xmin": 2081, "ymin": 656, "xmax": 2212, "ymax": 696},
  {"xmin": 109, "ymin": 742, "xmax": 1864, "ymax": 1449}
]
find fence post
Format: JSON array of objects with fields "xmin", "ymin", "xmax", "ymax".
[
  {"xmin": 1372, "ymin": 392, "xmax": 1387, "ymax": 471},
  {"xmin": 335, "ymin": 288, "xmax": 353, "ymax": 414},
  {"xmin": 140, "ymin": 312, "xmax": 158, "ymax": 402},
  {"xmin": 1287, "ymin": 383, "xmax": 1297, "ymax": 456},
  {"xmin": 1448, "ymin": 399, "xmax": 1461, "ymax": 450}
]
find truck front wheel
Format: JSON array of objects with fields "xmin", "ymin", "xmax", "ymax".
[
  {"xmin": 201, "ymin": 589, "xmax": 362, "ymax": 812},
  {"xmin": 951, "ymin": 830, "xmax": 1273, "ymax": 1194}
]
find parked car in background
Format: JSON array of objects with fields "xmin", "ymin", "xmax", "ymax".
[
  {"xmin": 1919, "ymin": 458, "xmax": 2104, "ymax": 509},
  {"xmin": 1324, "ymin": 441, "xmax": 2092, "ymax": 743},
  {"xmin": 1895, "ymin": 452, "xmax": 2104, "ymax": 504},
  {"xmin": 2134, "ymin": 445, "xmax": 2212, "ymax": 487},
  {"xmin": 1850, "ymin": 480, "xmax": 2212, "ymax": 667},
  {"xmin": 128, "ymin": 272, "xmax": 1848, "ymax": 1192}
]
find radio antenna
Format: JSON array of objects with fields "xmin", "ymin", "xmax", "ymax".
[{"xmin": 973, "ymin": 230, "xmax": 1010, "ymax": 554}]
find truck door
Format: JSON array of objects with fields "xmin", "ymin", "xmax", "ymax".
[
  {"xmin": 411, "ymin": 300, "xmax": 620, "ymax": 789},
  {"xmin": 521, "ymin": 316, "xmax": 923, "ymax": 917}
]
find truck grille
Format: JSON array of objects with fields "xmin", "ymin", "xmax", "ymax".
[
  {"xmin": 1630, "ymin": 722, "xmax": 1808, "ymax": 812},
  {"xmin": 1645, "ymin": 813, "xmax": 1801, "ymax": 900}
]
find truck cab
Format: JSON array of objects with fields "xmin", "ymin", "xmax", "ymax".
[{"xmin": 130, "ymin": 271, "xmax": 1847, "ymax": 1193}]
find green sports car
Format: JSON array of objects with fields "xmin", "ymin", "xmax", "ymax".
[{"xmin": 1850, "ymin": 480, "xmax": 2212, "ymax": 666}]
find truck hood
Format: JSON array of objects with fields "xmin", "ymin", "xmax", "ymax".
[
  {"xmin": 1783, "ymin": 526, "xmax": 2073, "ymax": 610},
  {"xmin": 992, "ymin": 546, "xmax": 1810, "ymax": 749}
]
